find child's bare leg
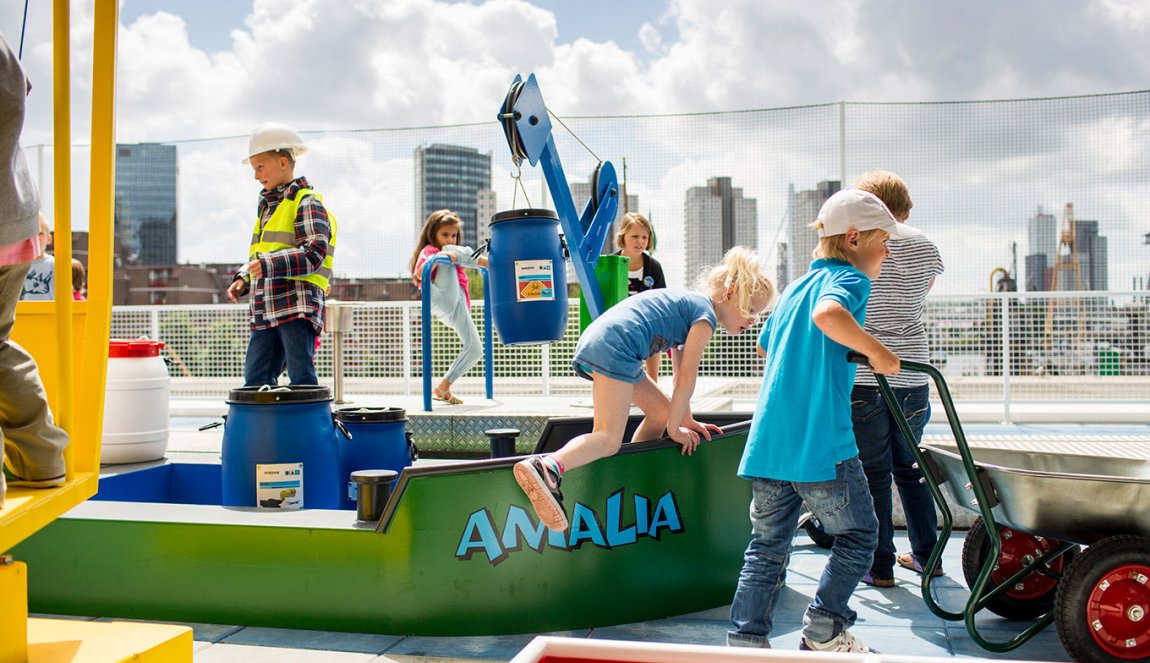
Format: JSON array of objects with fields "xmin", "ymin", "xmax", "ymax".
[
  {"xmin": 515, "ymin": 374, "xmax": 633, "ymax": 531},
  {"xmin": 644, "ymin": 354, "xmax": 661, "ymax": 382},
  {"xmin": 552, "ymin": 374, "xmax": 634, "ymax": 472},
  {"xmin": 630, "ymin": 376, "xmax": 671, "ymax": 443}
]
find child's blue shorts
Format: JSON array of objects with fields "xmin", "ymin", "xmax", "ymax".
[{"xmin": 571, "ymin": 342, "xmax": 646, "ymax": 384}]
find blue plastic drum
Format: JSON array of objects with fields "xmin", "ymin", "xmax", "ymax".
[
  {"xmin": 220, "ymin": 386, "xmax": 341, "ymax": 509},
  {"xmin": 487, "ymin": 209, "xmax": 568, "ymax": 345},
  {"xmin": 334, "ymin": 407, "xmax": 413, "ymax": 510}
]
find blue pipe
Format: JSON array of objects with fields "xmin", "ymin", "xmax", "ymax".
[{"xmin": 421, "ymin": 255, "xmax": 494, "ymax": 412}]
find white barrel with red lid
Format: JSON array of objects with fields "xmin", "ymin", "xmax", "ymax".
[{"xmin": 101, "ymin": 338, "xmax": 170, "ymax": 464}]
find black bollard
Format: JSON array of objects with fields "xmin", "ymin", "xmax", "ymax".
[
  {"xmin": 485, "ymin": 428, "xmax": 521, "ymax": 458},
  {"xmin": 351, "ymin": 469, "xmax": 398, "ymax": 522}
]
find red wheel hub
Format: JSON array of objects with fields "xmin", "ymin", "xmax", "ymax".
[
  {"xmin": 1085, "ymin": 563, "xmax": 1150, "ymax": 660},
  {"xmin": 991, "ymin": 529, "xmax": 1064, "ymax": 600}
]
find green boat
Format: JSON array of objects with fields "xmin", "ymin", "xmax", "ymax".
[{"xmin": 13, "ymin": 418, "xmax": 753, "ymax": 636}]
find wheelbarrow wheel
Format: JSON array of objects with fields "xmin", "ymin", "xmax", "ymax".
[
  {"xmin": 961, "ymin": 517, "xmax": 1078, "ymax": 620},
  {"xmin": 797, "ymin": 512, "xmax": 835, "ymax": 549},
  {"xmin": 1055, "ymin": 535, "xmax": 1150, "ymax": 663}
]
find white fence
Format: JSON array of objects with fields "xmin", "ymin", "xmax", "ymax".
[{"xmin": 112, "ymin": 291, "xmax": 1150, "ymax": 409}]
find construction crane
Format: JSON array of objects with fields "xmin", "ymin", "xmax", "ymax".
[
  {"xmin": 989, "ymin": 242, "xmax": 1017, "ymax": 292},
  {"xmin": 1050, "ymin": 203, "xmax": 1082, "ymax": 293},
  {"xmin": 1045, "ymin": 202, "xmax": 1086, "ymax": 355}
]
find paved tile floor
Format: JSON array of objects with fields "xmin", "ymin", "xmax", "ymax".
[{"xmin": 41, "ymin": 530, "xmax": 1077, "ymax": 662}]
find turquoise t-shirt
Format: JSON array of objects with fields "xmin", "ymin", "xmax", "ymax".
[{"xmin": 738, "ymin": 259, "xmax": 871, "ymax": 482}]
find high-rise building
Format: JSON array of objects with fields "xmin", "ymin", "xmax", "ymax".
[
  {"xmin": 475, "ymin": 188, "xmax": 498, "ymax": 249},
  {"xmin": 1025, "ymin": 253, "xmax": 1050, "ymax": 292},
  {"xmin": 570, "ymin": 179, "xmax": 639, "ymax": 255},
  {"xmin": 414, "ymin": 144, "xmax": 492, "ymax": 249},
  {"xmin": 780, "ymin": 180, "xmax": 840, "ymax": 288},
  {"xmin": 115, "ymin": 143, "xmax": 177, "ymax": 265},
  {"xmin": 683, "ymin": 177, "xmax": 757, "ymax": 284},
  {"xmin": 1028, "ymin": 207, "xmax": 1058, "ymax": 263},
  {"xmin": 1025, "ymin": 207, "xmax": 1057, "ymax": 291}
]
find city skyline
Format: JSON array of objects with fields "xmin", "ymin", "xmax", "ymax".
[
  {"xmin": 1025, "ymin": 205, "xmax": 1110, "ymax": 292},
  {"xmin": 40, "ymin": 80, "xmax": 1149, "ymax": 300},
  {"xmin": 86, "ymin": 128, "xmax": 1144, "ymax": 299}
]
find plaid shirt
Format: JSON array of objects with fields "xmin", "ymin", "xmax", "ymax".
[{"xmin": 243, "ymin": 177, "xmax": 331, "ymax": 332}]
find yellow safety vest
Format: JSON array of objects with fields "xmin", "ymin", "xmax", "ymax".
[{"xmin": 248, "ymin": 188, "xmax": 337, "ymax": 290}]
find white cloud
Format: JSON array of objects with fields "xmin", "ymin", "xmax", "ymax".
[
  {"xmin": 6, "ymin": 0, "xmax": 1150, "ymax": 293},
  {"xmin": 9, "ymin": 0, "xmax": 1150, "ymax": 140},
  {"xmin": 638, "ymin": 22, "xmax": 663, "ymax": 56}
]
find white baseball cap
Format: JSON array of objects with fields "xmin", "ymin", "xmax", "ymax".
[{"xmin": 816, "ymin": 189, "xmax": 921, "ymax": 240}]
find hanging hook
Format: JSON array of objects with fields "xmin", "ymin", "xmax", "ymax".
[{"xmin": 509, "ymin": 162, "xmax": 532, "ymax": 209}]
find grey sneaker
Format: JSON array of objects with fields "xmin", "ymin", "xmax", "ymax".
[
  {"xmin": 800, "ymin": 630, "xmax": 877, "ymax": 653},
  {"xmin": 513, "ymin": 457, "xmax": 567, "ymax": 532}
]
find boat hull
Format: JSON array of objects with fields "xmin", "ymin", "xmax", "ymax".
[{"xmin": 13, "ymin": 426, "xmax": 753, "ymax": 635}]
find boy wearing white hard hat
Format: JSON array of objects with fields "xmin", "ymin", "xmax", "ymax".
[{"xmin": 227, "ymin": 123, "xmax": 337, "ymax": 387}]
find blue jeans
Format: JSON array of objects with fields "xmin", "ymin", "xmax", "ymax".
[
  {"xmin": 852, "ymin": 384, "xmax": 937, "ymax": 578},
  {"xmin": 243, "ymin": 318, "xmax": 318, "ymax": 387},
  {"xmin": 727, "ymin": 457, "xmax": 877, "ymax": 647}
]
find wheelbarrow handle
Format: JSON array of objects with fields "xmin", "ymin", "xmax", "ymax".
[
  {"xmin": 847, "ymin": 350, "xmax": 936, "ymax": 378},
  {"xmin": 846, "ymin": 348, "xmax": 995, "ymax": 624}
]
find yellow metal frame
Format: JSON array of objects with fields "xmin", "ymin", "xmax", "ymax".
[
  {"xmin": 0, "ymin": 0, "xmax": 116, "ymax": 556},
  {"xmin": 0, "ymin": 1, "xmax": 190, "ymax": 660}
]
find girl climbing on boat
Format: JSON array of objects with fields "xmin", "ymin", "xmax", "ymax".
[{"xmin": 514, "ymin": 246, "xmax": 776, "ymax": 531}]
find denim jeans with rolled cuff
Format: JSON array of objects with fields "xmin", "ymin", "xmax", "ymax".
[{"xmin": 727, "ymin": 457, "xmax": 878, "ymax": 647}]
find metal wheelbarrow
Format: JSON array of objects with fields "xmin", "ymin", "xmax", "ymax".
[{"xmin": 852, "ymin": 353, "xmax": 1150, "ymax": 663}]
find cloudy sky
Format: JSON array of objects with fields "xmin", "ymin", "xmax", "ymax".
[{"xmin": 5, "ymin": 0, "xmax": 1150, "ymax": 292}]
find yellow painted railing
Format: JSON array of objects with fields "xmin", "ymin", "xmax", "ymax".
[{"xmin": 0, "ymin": 0, "xmax": 117, "ymax": 555}]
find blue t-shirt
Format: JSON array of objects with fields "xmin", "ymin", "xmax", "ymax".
[
  {"xmin": 739, "ymin": 259, "xmax": 871, "ymax": 482},
  {"xmin": 573, "ymin": 289, "xmax": 716, "ymax": 384}
]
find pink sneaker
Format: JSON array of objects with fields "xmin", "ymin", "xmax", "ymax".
[{"xmin": 513, "ymin": 457, "xmax": 567, "ymax": 531}]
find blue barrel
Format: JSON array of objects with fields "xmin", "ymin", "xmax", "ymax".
[
  {"xmin": 334, "ymin": 407, "xmax": 413, "ymax": 510},
  {"xmin": 487, "ymin": 209, "xmax": 568, "ymax": 345},
  {"xmin": 221, "ymin": 386, "xmax": 341, "ymax": 509}
]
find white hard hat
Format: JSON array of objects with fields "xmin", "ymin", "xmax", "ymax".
[{"xmin": 243, "ymin": 122, "xmax": 308, "ymax": 164}]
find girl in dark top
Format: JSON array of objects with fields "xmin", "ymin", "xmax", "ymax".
[
  {"xmin": 613, "ymin": 212, "xmax": 667, "ymax": 379},
  {"xmin": 615, "ymin": 212, "xmax": 666, "ymax": 294}
]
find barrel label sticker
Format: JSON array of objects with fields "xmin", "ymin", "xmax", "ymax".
[
  {"xmin": 514, "ymin": 260, "xmax": 555, "ymax": 302},
  {"xmin": 256, "ymin": 463, "xmax": 303, "ymax": 510}
]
